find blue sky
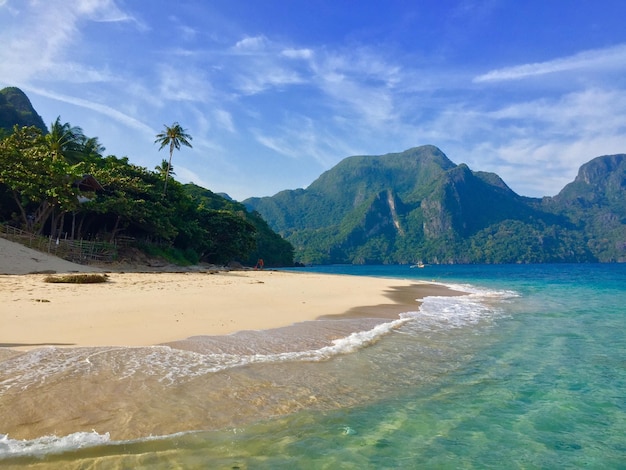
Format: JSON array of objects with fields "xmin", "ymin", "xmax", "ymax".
[{"xmin": 1, "ymin": 0, "xmax": 625, "ymax": 201}]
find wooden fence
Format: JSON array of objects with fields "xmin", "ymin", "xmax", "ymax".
[{"xmin": 0, "ymin": 224, "xmax": 116, "ymax": 263}]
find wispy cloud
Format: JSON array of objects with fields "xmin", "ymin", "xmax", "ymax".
[
  {"xmin": 234, "ymin": 35, "xmax": 269, "ymax": 52},
  {"xmin": 281, "ymin": 48, "xmax": 314, "ymax": 60},
  {"xmin": 75, "ymin": 0, "xmax": 137, "ymax": 23},
  {"xmin": 157, "ymin": 65, "xmax": 214, "ymax": 103},
  {"xmin": 480, "ymin": 88, "xmax": 626, "ymax": 149},
  {"xmin": 253, "ymin": 115, "xmax": 355, "ymax": 168},
  {"xmin": 0, "ymin": 0, "xmax": 140, "ymax": 84},
  {"xmin": 25, "ymin": 86, "xmax": 156, "ymax": 136},
  {"xmin": 474, "ymin": 43, "xmax": 626, "ymax": 82}
]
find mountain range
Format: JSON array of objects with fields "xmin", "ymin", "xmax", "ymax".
[{"xmin": 244, "ymin": 146, "xmax": 626, "ymax": 264}]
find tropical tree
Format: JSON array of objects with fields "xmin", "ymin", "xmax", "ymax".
[
  {"xmin": 81, "ymin": 136, "xmax": 106, "ymax": 164},
  {"xmin": 155, "ymin": 158, "xmax": 175, "ymax": 180},
  {"xmin": 154, "ymin": 122, "xmax": 192, "ymax": 196},
  {"xmin": 47, "ymin": 117, "xmax": 86, "ymax": 163},
  {"xmin": 85, "ymin": 156, "xmax": 178, "ymax": 242},
  {"xmin": 0, "ymin": 125, "xmax": 84, "ymax": 234}
]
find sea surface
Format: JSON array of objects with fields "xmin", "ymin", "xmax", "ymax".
[{"xmin": 0, "ymin": 264, "xmax": 624, "ymax": 469}]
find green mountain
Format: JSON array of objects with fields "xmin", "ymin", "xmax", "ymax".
[
  {"xmin": 544, "ymin": 154, "xmax": 626, "ymax": 262},
  {"xmin": 244, "ymin": 146, "xmax": 624, "ymax": 264},
  {"xmin": 0, "ymin": 87, "xmax": 47, "ymax": 135}
]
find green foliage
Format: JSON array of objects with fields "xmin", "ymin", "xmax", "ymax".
[
  {"xmin": 195, "ymin": 209, "xmax": 256, "ymax": 264},
  {"xmin": 136, "ymin": 242, "xmax": 200, "ymax": 266},
  {"xmin": 0, "ymin": 92, "xmax": 295, "ymax": 267},
  {"xmin": 0, "ymin": 125, "xmax": 85, "ymax": 233},
  {"xmin": 183, "ymin": 184, "xmax": 294, "ymax": 266}
]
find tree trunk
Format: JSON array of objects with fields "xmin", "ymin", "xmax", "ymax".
[
  {"xmin": 11, "ymin": 191, "xmax": 29, "ymax": 229},
  {"xmin": 109, "ymin": 214, "xmax": 122, "ymax": 243},
  {"xmin": 163, "ymin": 148, "xmax": 174, "ymax": 196}
]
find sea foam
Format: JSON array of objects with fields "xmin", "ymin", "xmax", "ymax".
[
  {"xmin": 0, "ymin": 316, "xmax": 413, "ymax": 392},
  {"xmin": 0, "ymin": 431, "xmax": 110, "ymax": 459},
  {"xmin": 403, "ymin": 282, "xmax": 518, "ymax": 330}
]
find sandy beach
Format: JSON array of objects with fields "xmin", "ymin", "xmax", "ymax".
[
  {"xmin": 0, "ymin": 237, "xmax": 455, "ymax": 351},
  {"xmin": 0, "ymin": 236, "xmax": 468, "ymax": 447}
]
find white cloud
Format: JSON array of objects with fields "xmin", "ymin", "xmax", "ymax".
[
  {"xmin": 303, "ymin": 48, "xmax": 402, "ymax": 127},
  {"xmin": 25, "ymin": 86, "xmax": 156, "ymax": 136},
  {"xmin": 281, "ymin": 48, "xmax": 314, "ymax": 60},
  {"xmin": 474, "ymin": 43, "xmax": 626, "ymax": 82},
  {"xmin": 157, "ymin": 65, "xmax": 213, "ymax": 103},
  {"xmin": 487, "ymin": 88, "xmax": 626, "ymax": 139},
  {"xmin": 0, "ymin": 0, "xmax": 141, "ymax": 85},
  {"xmin": 234, "ymin": 35, "xmax": 269, "ymax": 52},
  {"xmin": 213, "ymin": 109, "xmax": 235, "ymax": 133},
  {"xmin": 225, "ymin": 38, "xmax": 311, "ymax": 95},
  {"xmin": 253, "ymin": 114, "xmax": 362, "ymax": 170},
  {"xmin": 75, "ymin": 0, "xmax": 135, "ymax": 22},
  {"xmin": 235, "ymin": 68, "xmax": 305, "ymax": 95}
]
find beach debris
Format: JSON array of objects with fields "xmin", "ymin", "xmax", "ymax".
[{"xmin": 43, "ymin": 273, "xmax": 109, "ymax": 284}]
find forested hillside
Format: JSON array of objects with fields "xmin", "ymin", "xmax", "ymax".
[
  {"xmin": 245, "ymin": 146, "xmax": 626, "ymax": 264},
  {"xmin": 0, "ymin": 87, "xmax": 294, "ymax": 267}
]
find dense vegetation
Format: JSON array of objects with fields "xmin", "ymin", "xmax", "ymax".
[
  {"xmin": 0, "ymin": 88, "xmax": 294, "ymax": 267},
  {"xmin": 245, "ymin": 146, "xmax": 626, "ymax": 264}
]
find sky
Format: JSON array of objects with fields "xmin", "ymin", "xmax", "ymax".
[{"xmin": 1, "ymin": 0, "xmax": 625, "ymax": 201}]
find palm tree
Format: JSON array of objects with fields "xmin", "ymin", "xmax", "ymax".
[
  {"xmin": 154, "ymin": 122, "xmax": 193, "ymax": 195},
  {"xmin": 155, "ymin": 158, "xmax": 175, "ymax": 179},
  {"xmin": 47, "ymin": 116, "xmax": 86, "ymax": 163}
]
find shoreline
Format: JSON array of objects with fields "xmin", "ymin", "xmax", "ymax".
[
  {"xmin": 0, "ymin": 237, "xmax": 464, "ymax": 352},
  {"xmin": 0, "ymin": 270, "xmax": 461, "ymax": 352}
]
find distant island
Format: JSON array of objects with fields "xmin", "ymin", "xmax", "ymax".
[{"xmin": 244, "ymin": 146, "xmax": 626, "ymax": 264}]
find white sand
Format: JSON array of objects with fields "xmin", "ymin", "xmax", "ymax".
[{"xmin": 0, "ymin": 237, "xmax": 430, "ymax": 350}]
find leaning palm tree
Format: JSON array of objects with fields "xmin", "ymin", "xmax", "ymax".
[{"xmin": 154, "ymin": 122, "xmax": 193, "ymax": 195}]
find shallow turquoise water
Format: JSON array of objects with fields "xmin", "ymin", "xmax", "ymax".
[{"xmin": 1, "ymin": 264, "xmax": 625, "ymax": 468}]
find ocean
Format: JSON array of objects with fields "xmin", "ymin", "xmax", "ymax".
[{"xmin": 1, "ymin": 264, "xmax": 624, "ymax": 468}]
